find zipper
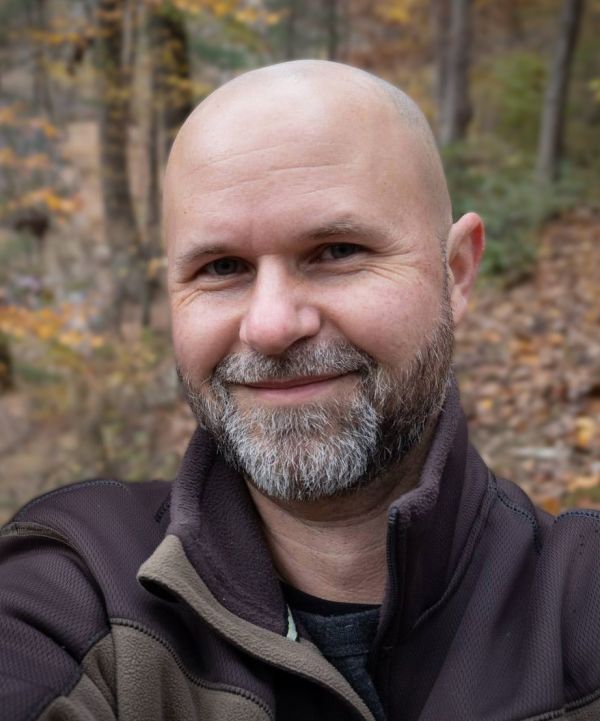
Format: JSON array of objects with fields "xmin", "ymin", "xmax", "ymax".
[
  {"xmin": 370, "ymin": 507, "xmax": 401, "ymax": 659},
  {"xmin": 368, "ymin": 507, "xmax": 406, "ymax": 719}
]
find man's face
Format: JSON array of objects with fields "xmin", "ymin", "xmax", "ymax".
[{"xmin": 166, "ymin": 80, "xmax": 454, "ymax": 501}]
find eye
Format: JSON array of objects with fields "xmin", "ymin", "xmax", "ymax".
[
  {"xmin": 320, "ymin": 243, "xmax": 361, "ymax": 260},
  {"xmin": 201, "ymin": 257, "xmax": 248, "ymax": 277}
]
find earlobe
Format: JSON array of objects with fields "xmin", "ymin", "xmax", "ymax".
[{"xmin": 447, "ymin": 212, "xmax": 485, "ymax": 327}]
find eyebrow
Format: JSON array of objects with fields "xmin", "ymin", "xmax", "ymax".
[
  {"xmin": 172, "ymin": 218, "xmax": 388, "ymax": 273},
  {"xmin": 306, "ymin": 219, "xmax": 383, "ymax": 239},
  {"xmin": 173, "ymin": 243, "xmax": 235, "ymax": 274}
]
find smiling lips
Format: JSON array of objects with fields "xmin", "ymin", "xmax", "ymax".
[
  {"xmin": 243, "ymin": 374, "xmax": 343, "ymax": 390},
  {"xmin": 238, "ymin": 373, "xmax": 353, "ymax": 401}
]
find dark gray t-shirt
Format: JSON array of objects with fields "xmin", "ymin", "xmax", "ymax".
[{"xmin": 282, "ymin": 584, "xmax": 386, "ymax": 721}]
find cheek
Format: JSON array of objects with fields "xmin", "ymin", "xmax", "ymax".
[
  {"xmin": 330, "ymin": 280, "xmax": 442, "ymax": 364},
  {"xmin": 171, "ymin": 302, "xmax": 239, "ymax": 381}
]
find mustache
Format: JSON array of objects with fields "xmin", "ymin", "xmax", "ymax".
[{"xmin": 209, "ymin": 341, "xmax": 376, "ymax": 386}]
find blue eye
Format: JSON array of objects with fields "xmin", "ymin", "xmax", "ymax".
[
  {"xmin": 322, "ymin": 243, "xmax": 361, "ymax": 260},
  {"xmin": 206, "ymin": 258, "xmax": 245, "ymax": 276}
]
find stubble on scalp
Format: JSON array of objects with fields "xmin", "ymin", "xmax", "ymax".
[{"xmin": 179, "ymin": 294, "xmax": 454, "ymax": 503}]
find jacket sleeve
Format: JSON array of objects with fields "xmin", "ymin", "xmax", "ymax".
[{"xmin": 0, "ymin": 524, "xmax": 117, "ymax": 721}]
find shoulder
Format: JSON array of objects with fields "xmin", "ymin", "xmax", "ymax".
[
  {"xmin": 539, "ymin": 506, "xmax": 600, "ymax": 613},
  {"xmin": 536, "ymin": 505, "xmax": 600, "ymax": 589},
  {"xmin": 1, "ymin": 476, "xmax": 173, "ymax": 594},
  {"xmin": 0, "ymin": 478, "xmax": 172, "ymax": 720},
  {"xmin": 538, "ymin": 508, "xmax": 600, "ymax": 704},
  {"xmin": 1, "ymin": 477, "xmax": 173, "ymax": 624},
  {"xmin": 9, "ymin": 476, "xmax": 172, "ymax": 527},
  {"xmin": 491, "ymin": 475, "xmax": 600, "ymax": 593},
  {"xmin": 493, "ymin": 479, "xmax": 600, "ymax": 703},
  {"xmin": 470, "ymin": 475, "xmax": 600, "ymax": 708},
  {"xmin": 2, "ymin": 476, "xmax": 172, "ymax": 596}
]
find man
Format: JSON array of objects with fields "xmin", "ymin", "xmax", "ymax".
[{"xmin": 1, "ymin": 60, "xmax": 599, "ymax": 721}]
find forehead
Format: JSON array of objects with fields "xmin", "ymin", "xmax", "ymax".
[
  {"xmin": 164, "ymin": 78, "xmax": 436, "ymax": 252},
  {"xmin": 186, "ymin": 72, "xmax": 394, "ymax": 148},
  {"xmin": 178, "ymin": 79, "xmax": 401, "ymax": 174}
]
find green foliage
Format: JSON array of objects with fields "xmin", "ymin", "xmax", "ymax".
[
  {"xmin": 179, "ymin": 0, "xmax": 279, "ymax": 71},
  {"xmin": 444, "ymin": 138, "xmax": 589, "ymax": 282},
  {"xmin": 189, "ymin": 34, "xmax": 250, "ymax": 69},
  {"xmin": 0, "ymin": 0, "xmax": 30, "ymax": 39},
  {"xmin": 564, "ymin": 25, "xmax": 600, "ymax": 172},
  {"xmin": 475, "ymin": 51, "xmax": 546, "ymax": 150}
]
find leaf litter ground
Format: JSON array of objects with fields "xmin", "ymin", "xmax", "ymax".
[{"xmin": 455, "ymin": 210, "xmax": 600, "ymax": 513}]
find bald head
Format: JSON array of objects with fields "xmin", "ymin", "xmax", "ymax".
[{"xmin": 164, "ymin": 60, "xmax": 452, "ymax": 246}]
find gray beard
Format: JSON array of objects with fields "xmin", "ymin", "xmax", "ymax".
[{"xmin": 180, "ymin": 302, "xmax": 454, "ymax": 502}]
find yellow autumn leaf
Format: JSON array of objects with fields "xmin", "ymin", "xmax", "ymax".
[
  {"xmin": 540, "ymin": 497, "xmax": 562, "ymax": 516},
  {"xmin": 171, "ymin": 0, "xmax": 203, "ymax": 15},
  {"xmin": 0, "ymin": 103, "xmax": 23, "ymax": 126},
  {"xmin": 547, "ymin": 332, "xmax": 565, "ymax": 347},
  {"xmin": 568, "ymin": 475, "xmax": 600, "ymax": 492},
  {"xmin": 375, "ymin": 0, "xmax": 415, "ymax": 24},
  {"xmin": 24, "ymin": 153, "xmax": 50, "ymax": 170},
  {"xmin": 44, "ymin": 192, "xmax": 67, "ymax": 213},
  {"xmin": 0, "ymin": 148, "xmax": 17, "ymax": 166},
  {"xmin": 28, "ymin": 117, "xmax": 60, "ymax": 139},
  {"xmin": 146, "ymin": 257, "xmax": 166, "ymax": 279},
  {"xmin": 234, "ymin": 8, "xmax": 259, "ymax": 23},
  {"xmin": 36, "ymin": 323, "xmax": 56, "ymax": 341},
  {"xmin": 58, "ymin": 331, "xmax": 84, "ymax": 348},
  {"xmin": 574, "ymin": 417, "xmax": 597, "ymax": 450},
  {"xmin": 265, "ymin": 11, "xmax": 283, "ymax": 26},
  {"xmin": 212, "ymin": 0, "xmax": 237, "ymax": 18}
]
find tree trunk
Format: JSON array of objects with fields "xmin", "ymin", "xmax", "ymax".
[
  {"xmin": 284, "ymin": 0, "xmax": 299, "ymax": 60},
  {"xmin": 438, "ymin": 0, "xmax": 473, "ymax": 147},
  {"xmin": 149, "ymin": 6, "xmax": 193, "ymax": 162},
  {"xmin": 142, "ymin": 6, "xmax": 192, "ymax": 326},
  {"xmin": 121, "ymin": 0, "xmax": 139, "ymax": 73},
  {"xmin": 142, "ymin": 58, "xmax": 161, "ymax": 328},
  {"xmin": 536, "ymin": 0, "xmax": 585, "ymax": 184},
  {"xmin": 0, "ymin": 334, "xmax": 13, "ymax": 393},
  {"xmin": 29, "ymin": 0, "xmax": 53, "ymax": 117},
  {"xmin": 95, "ymin": 0, "xmax": 142, "ymax": 330},
  {"xmin": 327, "ymin": 0, "xmax": 339, "ymax": 61},
  {"xmin": 432, "ymin": 0, "xmax": 451, "ymax": 114}
]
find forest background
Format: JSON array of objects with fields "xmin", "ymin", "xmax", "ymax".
[{"xmin": 0, "ymin": 0, "xmax": 598, "ymax": 523}]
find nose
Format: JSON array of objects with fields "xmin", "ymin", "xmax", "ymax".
[{"xmin": 239, "ymin": 264, "xmax": 321, "ymax": 356}]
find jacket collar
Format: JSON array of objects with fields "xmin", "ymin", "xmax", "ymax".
[
  {"xmin": 156, "ymin": 380, "xmax": 492, "ymax": 639},
  {"xmin": 164, "ymin": 426, "xmax": 288, "ymax": 634},
  {"xmin": 379, "ymin": 382, "xmax": 492, "ymax": 640}
]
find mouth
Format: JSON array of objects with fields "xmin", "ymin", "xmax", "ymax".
[
  {"xmin": 242, "ymin": 373, "xmax": 346, "ymax": 390},
  {"xmin": 232, "ymin": 372, "xmax": 358, "ymax": 403}
]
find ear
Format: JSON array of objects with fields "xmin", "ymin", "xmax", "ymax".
[{"xmin": 446, "ymin": 212, "xmax": 485, "ymax": 327}]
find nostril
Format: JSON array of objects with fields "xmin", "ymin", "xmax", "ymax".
[{"xmin": 240, "ymin": 299, "xmax": 321, "ymax": 357}]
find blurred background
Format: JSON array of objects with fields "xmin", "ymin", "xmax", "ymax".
[{"xmin": 0, "ymin": 0, "xmax": 598, "ymax": 523}]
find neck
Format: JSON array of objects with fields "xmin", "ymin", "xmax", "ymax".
[{"xmin": 247, "ymin": 422, "xmax": 435, "ymax": 604}]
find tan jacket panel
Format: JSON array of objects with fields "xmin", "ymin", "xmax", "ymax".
[
  {"xmin": 38, "ymin": 672, "xmax": 115, "ymax": 721},
  {"xmin": 39, "ymin": 624, "xmax": 271, "ymax": 721}
]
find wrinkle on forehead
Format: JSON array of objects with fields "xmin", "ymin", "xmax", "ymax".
[{"xmin": 164, "ymin": 60, "xmax": 452, "ymax": 248}]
